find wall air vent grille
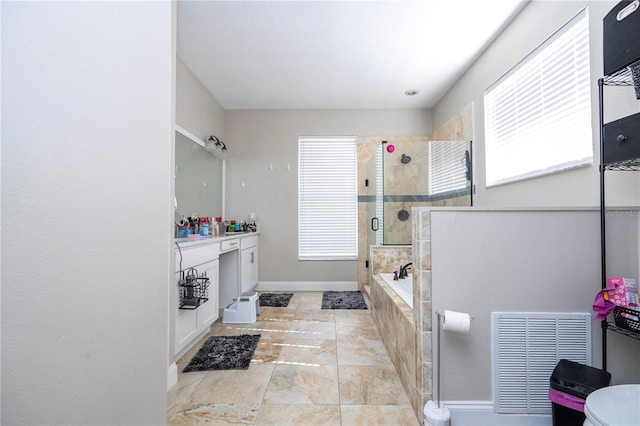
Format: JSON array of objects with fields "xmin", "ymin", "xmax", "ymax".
[{"xmin": 492, "ymin": 312, "xmax": 591, "ymax": 414}]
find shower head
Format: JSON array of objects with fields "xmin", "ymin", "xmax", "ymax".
[{"xmin": 401, "ymin": 154, "xmax": 411, "ymax": 164}]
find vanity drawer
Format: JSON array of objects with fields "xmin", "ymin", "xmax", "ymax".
[
  {"xmin": 241, "ymin": 235, "xmax": 258, "ymax": 250},
  {"xmin": 221, "ymin": 238, "xmax": 240, "ymax": 252},
  {"xmin": 175, "ymin": 242, "xmax": 220, "ymax": 269},
  {"xmin": 603, "ymin": 112, "xmax": 640, "ymax": 166}
]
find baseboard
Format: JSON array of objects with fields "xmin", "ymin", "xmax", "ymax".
[
  {"xmin": 254, "ymin": 281, "xmax": 358, "ymax": 292},
  {"xmin": 167, "ymin": 362, "xmax": 178, "ymax": 391},
  {"xmin": 443, "ymin": 401, "xmax": 551, "ymax": 426}
]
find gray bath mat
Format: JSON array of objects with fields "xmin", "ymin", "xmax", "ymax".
[
  {"xmin": 322, "ymin": 291, "xmax": 368, "ymax": 310},
  {"xmin": 182, "ymin": 334, "xmax": 261, "ymax": 372},
  {"xmin": 259, "ymin": 292, "xmax": 293, "ymax": 307}
]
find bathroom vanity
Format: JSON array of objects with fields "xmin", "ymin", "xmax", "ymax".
[{"xmin": 174, "ymin": 232, "xmax": 259, "ymax": 357}]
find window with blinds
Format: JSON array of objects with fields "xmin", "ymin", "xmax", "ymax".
[
  {"xmin": 429, "ymin": 141, "xmax": 468, "ymax": 195},
  {"xmin": 298, "ymin": 136, "xmax": 357, "ymax": 260},
  {"xmin": 484, "ymin": 8, "xmax": 592, "ymax": 187}
]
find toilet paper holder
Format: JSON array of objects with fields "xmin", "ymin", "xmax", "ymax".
[{"xmin": 434, "ymin": 311, "xmax": 473, "ymax": 408}]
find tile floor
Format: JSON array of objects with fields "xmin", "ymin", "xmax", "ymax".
[{"xmin": 168, "ymin": 291, "xmax": 420, "ymax": 425}]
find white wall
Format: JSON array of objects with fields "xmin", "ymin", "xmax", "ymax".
[
  {"xmin": 225, "ymin": 109, "xmax": 431, "ymax": 282},
  {"xmin": 433, "ymin": 1, "xmax": 640, "ymax": 208},
  {"xmin": 431, "ymin": 209, "xmax": 640, "ymax": 403},
  {"xmin": 1, "ymin": 2, "xmax": 173, "ymax": 424}
]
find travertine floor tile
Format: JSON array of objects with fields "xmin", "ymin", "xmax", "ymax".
[
  {"xmin": 293, "ymin": 308, "xmax": 335, "ymax": 322},
  {"xmin": 263, "ymin": 364, "xmax": 339, "ymax": 404},
  {"xmin": 258, "ymin": 306, "xmax": 296, "ymax": 320},
  {"xmin": 169, "ymin": 291, "xmax": 418, "ymax": 425},
  {"xmin": 242, "ymin": 320, "xmax": 293, "ymax": 340},
  {"xmin": 335, "ymin": 320, "xmax": 381, "ymax": 341},
  {"xmin": 167, "ymin": 370, "xmax": 207, "ymax": 422},
  {"xmin": 337, "ymin": 336, "xmax": 393, "ymax": 366},
  {"xmin": 252, "ymin": 338, "xmax": 286, "ymax": 364},
  {"xmin": 338, "ymin": 365, "xmax": 410, "ymax": 405},
  {"xmin": 287, "ymin": 319, "xmax": 336, "ymax": 340},
  {"xmin": 170, "ymin": 403, "xmax": 259, "ymax": 426},
  {"xmin": 210, "ymin": 321, "xmax": 252, "ymax": 336},
  {"xmin": 295, "ymin": 292, "xmax": 325, "ymax": 310},
  {"xmin": 276, "ymin": 338, "xmax": 337, "ymax": 365},
  {"xmin": 340, "ymin": 405, "xmax": 419, "ymax": 425},
  {"xmin": 255, "ymin": 404, "xmax": 341, "ymax": 426},
  {"xmin": 334, "ymin": 309, "xmax": 374, "ymax": 323},
  {"xmin": 184, "ymin": 365, "xmax": 274, "ymax": 406}
]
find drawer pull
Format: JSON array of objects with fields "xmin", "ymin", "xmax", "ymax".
[{"xmin": 617, "ymin": 134, "xmax": 628, "ymax": 143}]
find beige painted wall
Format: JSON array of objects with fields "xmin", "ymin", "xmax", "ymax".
[
  {"xmin": 175, "ymin": 58, "xmax": 227, "ymax": 217},
  {"xmin": 225, "ymin": 109, "xmax": 431, "ymax": 282},
  {"xmin": 433, "ymin": 0, "xmax": 640, "ymax": 208},
  {"xmin": 430, "ymin": 208, "xmax": 640, "ymax": 401},
  {"xmin": 176, "ymin": 58, "xmax": 226, "ymax": 142}
]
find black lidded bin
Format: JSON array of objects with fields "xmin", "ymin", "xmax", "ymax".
[{"xmin": 549, "ymin": 359, "xmax": 611, "ymax": 426}]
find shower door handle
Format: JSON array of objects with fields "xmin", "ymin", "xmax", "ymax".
[{"xmin": 371, "ymin": 217, "xmax": 379, "ymax": 231}]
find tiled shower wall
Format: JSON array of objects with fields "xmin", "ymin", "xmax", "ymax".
[
  {"xmin": 357, "ymin": 135, "xmax": 428, "ymax": 293},
  {"xmin": 357, "ymin": 103, "xmax": 474, "ymax": 292}
]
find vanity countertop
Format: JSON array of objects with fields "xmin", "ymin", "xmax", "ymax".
[{"xmin": 175, "ymin": 231, "xmax": 259, "ymax": 248}]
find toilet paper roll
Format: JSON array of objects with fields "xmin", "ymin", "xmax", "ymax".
[{"xmin": 442, "ymin": 310, "xmax": 471, "ymax": 333}]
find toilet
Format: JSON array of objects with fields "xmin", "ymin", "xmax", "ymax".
[{"xmin": 583, "ymin": 384, "xmax": 640, "ymax": 426}]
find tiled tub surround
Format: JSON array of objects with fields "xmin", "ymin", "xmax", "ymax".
[
  {"xmin": 369, "ymin": 245, "xmax": 431, "ymax": 423},
  {"xmin": 412, "ymin": 208, "xmax": 433, "ymax": 421},
  {"xmin": 379, "ymin": 273, "xmax": 413, "ymax": 308}
]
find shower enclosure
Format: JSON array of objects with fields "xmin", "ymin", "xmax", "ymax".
[{"xmin": 369, "ymin": 139, "xmax": 472, "ymax": 245}]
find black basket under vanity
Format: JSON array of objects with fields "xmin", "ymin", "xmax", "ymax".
[{"xmin": 178, "ymin": 267, "xmax": 210, "ymax": 310}]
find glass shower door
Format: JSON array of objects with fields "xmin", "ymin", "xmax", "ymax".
[{"xmin": 378, "ymin": 139, "xmax": 472, "ymax": 245}]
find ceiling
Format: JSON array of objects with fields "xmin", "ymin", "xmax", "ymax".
[{"xmin": 177, "ymin": 0, "xmax": 526, "ymax": 110}]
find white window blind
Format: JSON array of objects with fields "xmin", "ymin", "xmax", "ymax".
[
  {"xmin": 429, "ymin": 141, "xmax": 468, "ymax": 195},
  {"xmin": 484, "ymin": 8, "xmax": 592, "ymax": 187},
  {"xmin": 298, "ymin": 136, "xmax": 357, "ymax": 260}
]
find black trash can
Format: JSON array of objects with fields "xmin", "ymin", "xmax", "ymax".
[{"xmin": 548, "ymin": 359, "xmax": 611, "ymax": 426}]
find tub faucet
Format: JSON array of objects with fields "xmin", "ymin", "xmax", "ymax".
[{"xmin": 399, "ymin": 262, "xmax": 412, "ymax": 278}]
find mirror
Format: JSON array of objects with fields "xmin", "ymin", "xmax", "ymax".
[{"xmin": 175, "ymin": 129, "xmax": 224, "ymax": 219}]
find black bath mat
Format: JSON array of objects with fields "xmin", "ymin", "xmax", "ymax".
[
  {"xmin": 321, "ymin": 291, "xmax": 368, "ymax": 310},
  {"xmin": 182, "ymin": 334, "xmax": 261, "ymax": 372},
  {"xmin": 259, "ymin": 292, "xmax": 293, "ymax": 307}
]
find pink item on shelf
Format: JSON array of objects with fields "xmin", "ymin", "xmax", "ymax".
[
  {"xmin": 593, "ymin": 288, "xmax": 617, "ymax": 320},
  {"xmin": 607, "ymin": 277, "xmax": 640, "ymax": 310},
  {"xmin": 548, "ymin": 387, "xmax": 586, "ymax": 412}
]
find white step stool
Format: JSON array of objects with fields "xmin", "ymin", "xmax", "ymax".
[{"xmin": 222, "ymin": 291, "xmax": 260, "ymax": 323}]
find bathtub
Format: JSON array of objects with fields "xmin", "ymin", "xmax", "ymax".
[{"xmin": 379, "ymin": 273, "xmax": 413, "ymax": 308}]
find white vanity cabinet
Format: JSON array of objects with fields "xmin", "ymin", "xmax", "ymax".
[
  {"xmin": 174, "ymin": 233, "xmax": 259, "ymax": 358},
  {"xmin": 174, "ymin": 242, "xmax": 220, "ymax": 356},
  {"xmin": 240, "ymin": 235, "xmax": 259, "ymax": 294},
  {"xmin": 196, "ymin": 259, "xmax": 219, "ymax": 331}
]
